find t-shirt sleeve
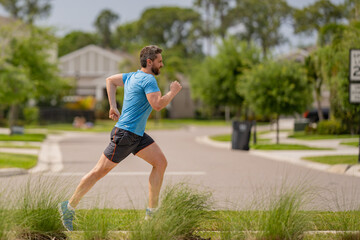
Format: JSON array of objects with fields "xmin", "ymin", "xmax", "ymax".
[
  {"xmin": 143, "ymin": 76, "xmax": 160, "ymax": 94},
  {"xmin": 122, "ymin": 73, "xmax": 130, "ymax": 84}
]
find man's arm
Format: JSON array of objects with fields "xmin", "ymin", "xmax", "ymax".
[
  {"xmin": 147, "ymin": 81, "xmax": 182, "ymax": 111},
  {"xmin": 106, "ymin": 74, "xmax": 124, "ymax": 121}
]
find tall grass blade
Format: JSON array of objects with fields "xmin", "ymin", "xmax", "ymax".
[{"xmin": 130, "ymin": 182, "xmax": 214, "ymax": 240}]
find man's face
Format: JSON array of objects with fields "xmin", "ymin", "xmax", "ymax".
[{"xmin": 150, "ymin": 54, "xmax": 164, "ymax": 76}]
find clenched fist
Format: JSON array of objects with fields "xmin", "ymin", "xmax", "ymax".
[
  {"xmin": 170, "ymin": 81, "xmax": 182, "ymax": 95},
  {"xmin": 109, "ymin": 107, "xmax": 120, "ymax": 121}
]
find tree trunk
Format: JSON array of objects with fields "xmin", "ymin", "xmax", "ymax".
[
  {"xmin": 224, "ymin": 106, "xmax": 230, "ymax": 122},
  {"xmin": 315, "ymin": 78, "xmax": 324, "ymax": 121},
  {"xmin": 9, "ymin": 103, "xmax": 19, "ymax": 135},
  {"xmin": 276, "ymin": 115, "xmax": 280, "ymax": 144}
]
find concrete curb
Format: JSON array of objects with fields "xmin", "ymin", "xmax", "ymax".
[
  {"xmin": 0, "ymin": 168, "xmax": 27, "ymax": 177},
  {"xmin": 29, "ymin": 134, "xmax": 64, "ymax": 174},
  {"xmin": 0, "ymin": 134, "xmax": 65, "ymax": 177}
]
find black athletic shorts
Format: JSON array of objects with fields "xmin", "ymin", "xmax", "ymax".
[{"xmin": 103, "ymin": 127, "xmax": 154, "ymax": 163}]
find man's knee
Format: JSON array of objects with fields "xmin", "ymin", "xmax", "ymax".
[{"xmin": 157, "ymin": 156, "xmax": 167, "ymax": 171}]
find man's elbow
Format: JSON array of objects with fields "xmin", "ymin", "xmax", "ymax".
[
  {"xmin": 153, "ymin": 105, "xmax": 162, "ymax": 112},
  {"xmin": 152, "ymin": 103, "xmax": 163, "ymax": 111}
]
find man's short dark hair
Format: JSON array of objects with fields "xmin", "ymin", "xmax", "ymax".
[{"xmin": 140, "ymin": 45, "xmax": 163, "ymax": 68}]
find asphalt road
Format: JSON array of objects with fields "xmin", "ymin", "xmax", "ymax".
[{"xmin": 2, "ymin": 126, "xmax": 360, "ymax": 211}]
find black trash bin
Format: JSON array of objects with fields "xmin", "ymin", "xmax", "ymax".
[{"xmin": 232, "ymin": 121, "xmax": 252, "ymax": 150}]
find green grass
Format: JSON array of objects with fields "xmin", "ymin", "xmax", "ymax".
[
  {"xmin": 28, "ymin": 119, "xmax": 231, "ymax": 133},
  {"xmin": 302, "ymin": 155, "xmax": 358, "ymax": 165},
  {"xmin": 210, "ymin": 134, "xmax": 333, "ymax": 150},
  {"xmin": 210, "ymin": 133, "xmax": 271, "ymax": 143},
  {"xmin": 251, "ymin": 144, "xmax": 333, "ymax": 150},
  {"xmin": 44, "ymin": 209, "xmax": 360, "ymax": 232},
  {"xmin": 129, "ymin": 183, "xmax": 214, "ymax": 240},
  {"xmin": 341, "ymin": 141, "xmax": 358, "ymax": 147},
  {"xmin": 10, "ymin": 177, "xmax": 70, "ymax": 240},
  {"xmin": 0, "ymin": 142, "xmax": 40, "ymax": 149},
  {"xmin": 0, "ymin": 133, "xmax": 46, "ymax": 142},
  {"xmin": 0, "ymin": 152, "xmax": 37, "ymax": 169},
  {"xmin": 289, "ymin": 132, "xmax": 359, "ymax": 140}
]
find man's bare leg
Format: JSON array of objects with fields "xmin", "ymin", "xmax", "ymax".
[
  {"xmin": 136, "ymin": 142, "xmax": 167, "ymax": 208},
  {"xmin": 69, "ymin": 154, "xmax": 117, "ymax": 208}
]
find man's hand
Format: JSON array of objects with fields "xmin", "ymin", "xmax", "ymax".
[
  {"xmin": 109, "ymin": 108, "xmax": 120, "ymax": 121},
  {"xmin": 170, "ymin": 81, "xmax": 182, "ymax": 95}
]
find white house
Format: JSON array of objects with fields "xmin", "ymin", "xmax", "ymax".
[{"xmin": 59, "ymin": 45, "xmax": 132, "ymax": 101}]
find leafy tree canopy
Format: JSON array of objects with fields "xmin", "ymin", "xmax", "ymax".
[
  {"xmin": 293, "ymin": 0, "xmax": 345, "ymax": 36},
  {"xmin": 58, "ymin": 31, "xmax": 99, "ymax": 57},
  {"xmin": 0, "ymin": 0, "xmax": 51, "ymax": 24}
]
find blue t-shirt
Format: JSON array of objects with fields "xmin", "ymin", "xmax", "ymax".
[{"xmin": 115, "ymin": 70, "xmax": 160, "ymax": 136}]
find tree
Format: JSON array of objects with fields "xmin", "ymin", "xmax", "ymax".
[
  {"xmin": 0, "ymin": 24, "xmax": 71, "ymax": 132},
  {"xmin": 194, "ymin": 0, "xmax": 231, "ymax": 54},
  {"xmin": 0, "ymin": 0, "xmax": 51, "ymax": 24},
  {"xmin": 114, "ymin": 21, "xmax": 144, "ymax": 53},
  {"xmin": 137, "ymin": 7, "xmax": 202, "ymax": 57},
  {"xmin": 58, "ymin": 31, "xmax": 99, "ymax": 57},
  {"xmin": 343, "ymin": 0, "xmax": 360, "ymax": 21},
  {"xmin": 94, "ymin": 9, "xmax": 119, "ymax": 48},
  {"xmin": 315, "ymin": 21, "xmax": 360, "ymax": 134},
  {"xmin": 240, "ymin": 61, "xmax": 312, "ymax": 143},
  {"xmin": 228, "ymin": 0, "xmax": 291, "ymax": 57},
  {"xmin": 293, "ymin": 0, "xmax": 345, "ymax": 36},
  {"xmin": 191, "ymin": 37, "xmax": 261, "ymax": 119}
]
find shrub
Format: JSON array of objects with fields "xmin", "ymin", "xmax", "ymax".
[
  {"xmin": 316, "ymin": 119, "xmax": 348, "ymax": 135},
  {"xmin": 23, "ymin": 107, "xmax": 39, "ymax": 125}
]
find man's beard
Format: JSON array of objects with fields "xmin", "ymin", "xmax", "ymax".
[{"xmin": 151, "ymin": 66, "xmax": 160, "ymax": 75}]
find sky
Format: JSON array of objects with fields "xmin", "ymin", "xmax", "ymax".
[{"xmin": 0, "ymin": 0, "xmax": 345, "ymax": 54}]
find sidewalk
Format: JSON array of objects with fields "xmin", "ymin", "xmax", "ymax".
[
  {"xmin": 196, "ymin": 119, "xmax": 360, "ymax": 178},
  {"xmin": 0, "ymin": 131, "xmax": 65, "ymax": 176}
]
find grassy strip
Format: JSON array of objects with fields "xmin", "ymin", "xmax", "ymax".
[
  {"xmin": 251, "ymin": 144, "xmax": 332, "ymax": 150},
  {"xmin": 0, "ymin": 153, "xmax": 37, "ymax": 169},
  {"xmin": 341, "ymin": 141, "xmax": 358, "ymax": 147},
  {"xmin": 70, "ymin": 209, "xmax": 360, "ymax": 232},
  {"xmin": 0, "ymin": 133, "xmax": 46, "ymax": 142},
  {"xmin": 28, "ymin": 119, "xmax": 231, "ymax": 133},
  {"xmin": 210, "ymin": 134, "xmax": 332, "ymax": 150},
  {"xmin": 302, "ymin": 155, "xmax": 358, "ymax": 165},
  {"xmin": 1, "ymin": 181, "xmax": 360, "ymax": 240},
  {"xmin": 0, "ymin": 142, "xmax": 40, "ymax": 149},
  {"xmin": 210, "ymin": 133, "xmax": 271, "ymax": 143},
  {"xmin": 289, "ymin": 132, "xmax": 358, "ymax": 140}
]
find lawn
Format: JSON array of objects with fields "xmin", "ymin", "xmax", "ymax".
[
  {"xmin": 28, "ymin": 119, "xmax": 231, "ymax": 133},
  {"xmin": 302, "ymin": 155, "xmax": 358, "ymax": 165},
  {"xmin": 0, "ymin": 152, "xmax": 37, "ymax": 169},
  {"xmin": 341, "ymin": 141, "xmax": 358, "ymax": 147},
  {"xmin": 210, "ymin": 134, "xmax": 333, "ymax": 150},
  {"xmin": 210, "ymin": 133, "xmax": 271, "ymax": 143},
  {"xmin": 0, "ymin": 133, "xmax": 46, "ymax": 142},
  {"xmin": 251, "ymin": 144, "xmax": 332, "ymax": 150},
  {"xmin": 289, "ymin": 132, "xmax": 358, "ymax": 140},
  {"xmin": 0, "ymin": 142, "xmax": 40, "ymax": 149}
]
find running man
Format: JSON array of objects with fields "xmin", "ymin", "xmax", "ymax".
[{"xmin": 59, "ymin": 45, "xmax": 182, "ymax": 231}]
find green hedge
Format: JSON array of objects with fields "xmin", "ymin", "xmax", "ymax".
[{"xmin": 316, "ymin": 120, "xmax": 348, "ymax": 135}]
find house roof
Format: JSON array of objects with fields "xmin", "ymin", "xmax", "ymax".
[{"xmin": 59, "ymin": 44, "xmax": 130, "ymax": 63}]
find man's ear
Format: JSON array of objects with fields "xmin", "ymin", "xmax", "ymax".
[{"xmin": 146, "ymin": 58, "xmax": 152, "ymax": 66}]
